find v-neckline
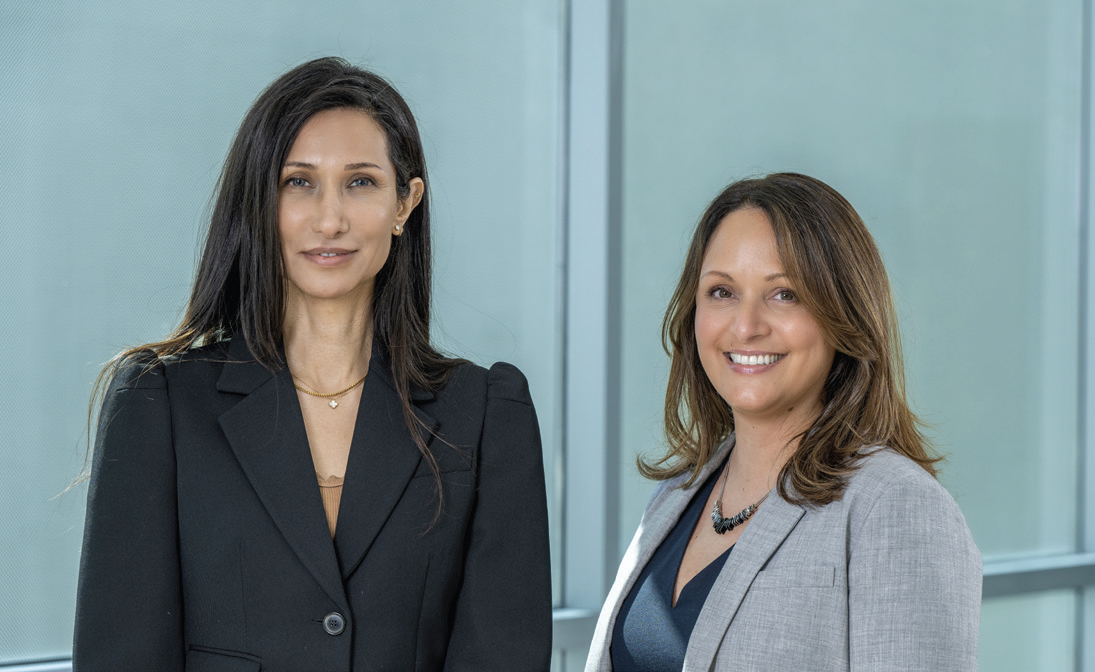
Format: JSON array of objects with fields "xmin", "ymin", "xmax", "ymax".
[
  {"xmin": 672, "ymin": 541, "xmax": 733, "ymax": 609},
  {"xmin": 670, "ymin": 466, "xmax": 734, "ymax": 608}
]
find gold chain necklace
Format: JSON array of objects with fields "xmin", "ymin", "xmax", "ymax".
[{"xmin": 293, "ymin": 373, "xmax": 368, "ymax": 409}]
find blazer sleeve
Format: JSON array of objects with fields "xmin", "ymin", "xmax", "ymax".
[
  {"xmin": 73, "ymin": 356, "xmax": 185, "ymax": 671},
  {"xmin": 443, "ymin": 362, "xmax": 553, "ymax": 671},
  {"xmin": 847, "ymin": 469, "xmax": 982, "ymax": 671}
]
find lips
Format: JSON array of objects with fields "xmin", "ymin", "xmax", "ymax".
[
  {"xmin": 305, "ymin": 247, "xmax": 354, "ymax": 257},
  {"xmin": 302, "ymin": 247, "xmax": 355, "ymax": 266},
  {"xmin": 728, "ymin": 353, "xmax": 784, "ymax": 366}
]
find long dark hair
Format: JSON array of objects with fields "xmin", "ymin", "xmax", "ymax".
[
  {"xmin": 643, "ymin": 172, "xmax": 938, "ymax": 506},
  {"xmin": 87, "ymin": 58, "xmax": 462, "ymax": 509}
]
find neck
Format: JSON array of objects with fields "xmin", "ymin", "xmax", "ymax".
[
  {"xmin": 727, "ymin": 408, "xmax": 819, "ymax": 491},
  {"xmin": 282, "ymin": 291, "xmax": 373, "ymax": 390}
]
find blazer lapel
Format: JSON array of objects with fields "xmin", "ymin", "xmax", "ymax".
[
  {"xmin": 681, "ymin": 477, "xmax": 806, "ymax": 671},
  {"xmin": 216, "ymin": 337, "xmax": 348, "ymax": 610},
  {"xmin": 331, "ymin": 346, "xmax": 437, "ymax": 579},
  {"xmin": 588, "ymin": 439, "xmax": 736, "ymax": 672}
]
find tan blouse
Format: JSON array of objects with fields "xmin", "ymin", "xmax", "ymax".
[{"xmin": 317, "ymin": 473, "xmax": 344, "ymax": 538}]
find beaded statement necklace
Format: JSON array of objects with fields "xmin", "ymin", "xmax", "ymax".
[{"xmin": 710, "ymin": 457, "xmax": 769, "ymax": 534}]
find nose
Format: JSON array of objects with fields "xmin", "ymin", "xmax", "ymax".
[
  {"xmin": 313, "ymin": 187, "xmax": 349, "ymax": 237},
  {"xmin": 731, "ymin": 296, "xmax": 770, "ymax": 342}
]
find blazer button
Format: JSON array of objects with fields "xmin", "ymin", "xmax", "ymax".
[{"xmin": 323, "ymin": 612, "xmax": 346, "ymax": 636}]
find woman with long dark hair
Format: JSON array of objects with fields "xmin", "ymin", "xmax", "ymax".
[
  {"xmin": 586, "ymin": 173, "xmax": 980, "ymax": 671},
  {"xmin": 74, "ymin": 57, "xmax": 551, "ymax": 671}
]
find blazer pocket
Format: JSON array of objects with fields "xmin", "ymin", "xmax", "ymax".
[
  {"xmin": 186, "ymin": 645, "xmax": 262, "ymax": 672},
  {"xmin": 751, "ymin": 564, "xmax": 836, "ymax": 589}
]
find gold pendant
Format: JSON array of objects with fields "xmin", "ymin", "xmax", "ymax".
[{"xmin": 329, "ymin": 400, "xmax": 338, "ymax": 409}]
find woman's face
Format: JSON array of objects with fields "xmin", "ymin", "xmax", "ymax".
[
  {"xmin": 695, "ymin": 207, "xmax": 835, "ymax": 431},
  {"xmin": 278, "ymin": 108, "xmax": 422, "ymax": 307}
]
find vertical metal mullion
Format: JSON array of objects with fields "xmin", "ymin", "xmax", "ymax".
[
  {"xmin": 1079, "ymin": 1, "xmax": 1095, "ymax": 670},
  {"xmin": 562, "ymin": 0, "xmax": 612, "ymax": 614},
  {"xmin": 605, "ymin": 0, "xmax": 625, "ymax": 546},
  {"xmin": 560, "ymin": 0, "xmax": 625, "ymax": 666},
  {"xmin": 555, "ymin": 0, "xmax": 572, "ymax": 623}
]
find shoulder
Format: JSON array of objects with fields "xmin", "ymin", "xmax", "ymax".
[
  {"xmin": 843, "ymin": 447, "xmax": 949, "ymax": 504},
  {"xmin": 434, "ymin": 361, "xmax": 533, "ymax": 406},
  {"xmin": 486, "ymin": 362, "xmax": 533, "ymax": 405},
  {"xmin": 841, "ymin": 448, "xmax": 976, "ymax": 551},
  {"xmin": 107, "ymin": 339, "xmax": 233, "ymax": 396},
  {"xmin": 107, "ymin": 350, "xmax": 167, "ymax": 392},
  {"xmin": 95, "ymin": 352, "xmax": 174, "ymax": 448},
  {"xmin": 163, "ymin": 338, "xmax": 232, "ymax": 369},
  {"xmin": 432, "ymin": 361, "xmax": 541, "ymax": 460},
  {"xmin": 835, "ymin": 450, "xmax": 981, "ymax": 669}
]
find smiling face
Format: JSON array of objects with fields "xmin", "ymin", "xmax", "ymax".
[
  {"xmin": 695, "ymin": 207, "xmax": 836, "ymax": 431},
  {"xmin": 277, "ymin": 107, "xmax": 423, "ymax": 308}
]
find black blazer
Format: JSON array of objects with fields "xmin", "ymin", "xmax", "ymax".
[{"xmin": 74, "ymin": 336, "xmax": 552, "ymax": 671}]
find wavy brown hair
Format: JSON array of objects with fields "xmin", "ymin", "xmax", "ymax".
[
  {"xmin": 84, "ymin": 58, "xmax": 463, "ymax": 515},
  {"xmin": 640, "ymin": 172, "xmax": 938, "ymax": 506}
]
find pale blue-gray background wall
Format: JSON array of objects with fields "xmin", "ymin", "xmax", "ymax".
[{"xmin": 2, "ymin": 2, "xmax": 1093, "ymax": 670}]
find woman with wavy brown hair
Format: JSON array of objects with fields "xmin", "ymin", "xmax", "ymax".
[{"xmin": 586, "ymin": 172, "xmax": 980, "ymax": 671}]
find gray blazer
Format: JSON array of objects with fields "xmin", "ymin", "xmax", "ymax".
[{"xmin": 585, "ymin": 437, "xmax": 981, "ymax": 671}]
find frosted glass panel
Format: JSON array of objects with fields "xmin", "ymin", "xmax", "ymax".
[
  {"xmin": 619, "ymin": 0, "xmax": 1082, "ymax": 563},
  {"xmin": 980, "ymin": 591, "xmax": 1075, "ymax": 671},
  {"xmin": 0, "ymin": 1, "xmax": 562, "ymax": 663}
]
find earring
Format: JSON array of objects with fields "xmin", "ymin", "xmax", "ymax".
[{"xmin": 394, "ymin": 224, "xmax": 402, "ymax": 234}]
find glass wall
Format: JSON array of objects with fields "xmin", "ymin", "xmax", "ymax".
[
  {"xmin": 981, "ymin": 592, "xmax": 1077, "ymax": 671},
  {"xmin": 4, "ymin": 0, "xmax": 1095, "ymax": 669},
  {"xmin": 0, "ymin": 1, "xmax": 564, "ymax": 664}
]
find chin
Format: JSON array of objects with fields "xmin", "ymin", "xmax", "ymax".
[
  {"xmin": 723, "ymin": 392, "xmax": 780, "ymax": 418},
  {"xmin": 287, "ymin": 275, "xmax": 366, "ymax": 300},
  {"xmin": 716, "ymin": 383, "xmax": 762, "ymax": 409},
  {"xmin": 727, "ymin": 401, "xmax": 771, "ymax": 417}
]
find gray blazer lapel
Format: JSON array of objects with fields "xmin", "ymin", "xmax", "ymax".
[
  {"xmin": 586, "ymin": 438, "xmax": 735, "ymax": 672},
  {"xmin": 216, "ymin": 337, "xmax": 347, "ymax": 611},
  {"xmin": 682, "ymin": 482, "xmax": 806, "ymax": 671},
  {"xmin": 331, "ymin": 347, "xmax": 437, "ymax": 579}
]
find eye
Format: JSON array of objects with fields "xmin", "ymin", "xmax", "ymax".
[
  {"xmin": 283, "ymin": 176, "xmax": 309, "ymax": 188},
  {"xmin": 708, "ymin": 286, "xmax": 733, "ymax": 300},
  {"xmin": 350, "ymin": 176, "xmax": 375, "ymax": 187},
  {"xmin": 773, "ymin": 289, "xmax": 797, "ymax": 302}
]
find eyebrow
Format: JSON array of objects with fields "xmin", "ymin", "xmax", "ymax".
[
  {"xmin": 701, "ymin": 271, "xmax": 787, "ymax": 282},
  {"xmin": 282, "ymin": 161, "xmax": 384, "ymax": 171}
]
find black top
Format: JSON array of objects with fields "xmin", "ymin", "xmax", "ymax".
[{"xmin": 611, "ymin": 464, "xmax": 733, "ymax": 671}]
